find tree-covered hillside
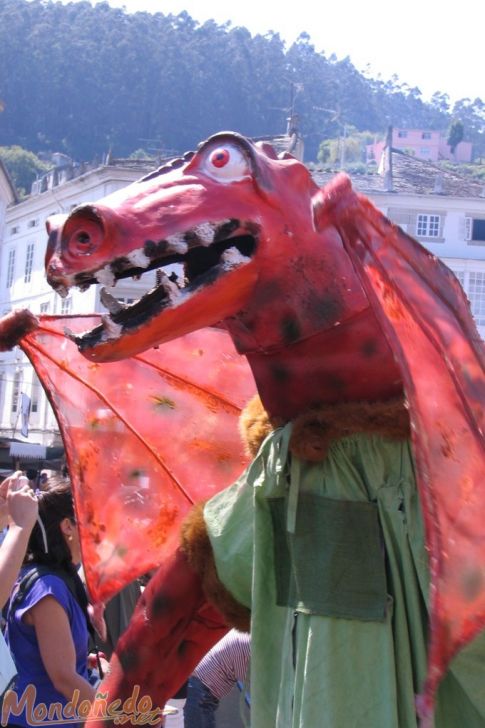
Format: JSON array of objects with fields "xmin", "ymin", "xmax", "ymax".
[{"xmin": 1, "ymin": 0, "xmax": 484, "ymax": 162}]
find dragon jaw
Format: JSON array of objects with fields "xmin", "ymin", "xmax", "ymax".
[
  {"xmin": 55, "ymin": 213, "xmax": 261, "ymax": 361},
  {"xmin": 45, "ymin": 144, "xmax": 274, "ymax": 360}
]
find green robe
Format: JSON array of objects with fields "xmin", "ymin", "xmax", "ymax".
[{"xmin": 204, "ymin": 426, "xmax": 485, "ymax": 728}]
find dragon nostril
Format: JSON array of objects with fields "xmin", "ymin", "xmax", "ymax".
[
  {"xmin": 76, "ymin": 231, "xmax": 91, "ymax": 245},
  {"xmin": 63, "ymin": 210, "xmax": 104, "ymax": 256}
]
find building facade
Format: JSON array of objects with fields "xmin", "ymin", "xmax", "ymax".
[
  {"xmin": 315, "ymin": 145, "xmax": 485, "ymax": 341},
  {"xmin": 367, "ymin": 128, "xmax": 473, "ymax": 164}
]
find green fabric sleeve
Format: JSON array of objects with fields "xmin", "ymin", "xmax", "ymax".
[{"xmin": 203, "ymin": 472, "xmax": 256, "ymax": 610}]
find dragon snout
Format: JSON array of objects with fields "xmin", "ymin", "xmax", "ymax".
[
  {"xmin": 45, "ymin": 205, "xmax": 108, "ymax": 292},
  {"xmin": 45, "ymin": 212, "xmax": 68, "ymax": 283}
]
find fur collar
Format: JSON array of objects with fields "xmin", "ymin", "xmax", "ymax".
[{"xmin": 239, "ymin": 395, "xmax": 410, "ymax": 462}]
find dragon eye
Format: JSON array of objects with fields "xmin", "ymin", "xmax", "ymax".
[
  {"xmin": 210, "ymin": 148, "xmax": 230, "ymax": 168},
  {"xmin": 203, "ymin": 144, "xmax": 249, "ymax": 182}
]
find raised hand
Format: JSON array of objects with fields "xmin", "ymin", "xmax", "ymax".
[{"xmin": 1, "ymin": 471, "xmax": 38, "ymax": 530}]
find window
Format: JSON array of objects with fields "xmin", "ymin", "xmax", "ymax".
[
  {"xmin": 422, "ymin": 132, "xmax": 432, "ymax": 140},
  {"xmin": 417, "ymin": 214, "xmax": 440, "ymax": 237},
  {"xmin": 31, "ymin": 373, "xmax": 40, "ymax": 414},
  {"xmin": 465, "ymin": 217, "xmax": 485, "ymax": 242},
  {"xmin": 468, "ymin": 271, "xmax": 485, "ymax": 327},
  {"xmin": 6, "ymin": 249, "xmax": 15, "ymax": 288},
  {"xmin": 473, "ymin": 220, "xmax": 485, "ymax": 241},
  {"xmin": 453, "ymin": 270, "xmax": 465, "ymax": 287},
  {"xmin": 27, "ymin": 219, "xmax": 39, "ymax": 228},
  {"xmin": 449, "ymin": 266, "xmax": 485, "ymax": 332},
  {"xmin": 40, "ymin": 302, "xmax": 50, "ymax": 314},
  {"xmin": 24, "ymin": 243, "xmax": 34, "ymax": 283},
  {"xmin": 420, "ymin": 148, "xmax": 430, "ymax": 156},
  {"xmin": 11, "ymin": 370, "xmax": 21, "ymax": 413},
  {"xmin": 397, "ymin": 130, "xmax": 408, "ymax": 139},
  {"xmin": 10, "ymin": 226, "xmax": 19, "ymax": 235},
  {"xmin": 60, "ymin": 296, "xmax": 72, "ymax": 314}
]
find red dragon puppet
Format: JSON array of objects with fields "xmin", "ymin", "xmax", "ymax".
[{"xmin": 2, "ymin": 132, "xmax": 484, "ymax": 727}]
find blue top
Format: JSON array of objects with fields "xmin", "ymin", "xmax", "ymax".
[{"xmin": 5, "ymin": 569, "xmax": 89, "ymax": 728}]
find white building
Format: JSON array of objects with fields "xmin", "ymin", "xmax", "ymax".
[
  {"xmin": 1, "ymin": 144, "xmax": 484, "ymax": 456},
  {"xmin": 0, "ymin": 156, "xmax": 157, "ymax": 451},
  {"xmin": 315, "ymin": 144, "xmax": 485, "ymax": 340}
]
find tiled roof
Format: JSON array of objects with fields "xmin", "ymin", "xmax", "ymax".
[
  {"xmin": 311, "ymin": 167, "xmax": 386, "ymax": 195},
  {"xmin": 108, "ymin": 158, "xmax": 160, "ymax": 172},
  {"xmin": 312, "ymin": 148, "xmax": 485, "ymax": 199},
  {"xmin": 19, "ymin": 141, "xmax": 485, "ymax": 203}
]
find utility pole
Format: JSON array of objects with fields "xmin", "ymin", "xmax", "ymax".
[
  {"xmin": 314, "ymin": 105, "xmax": 347, "ymax": 169},
  {"xmin": 339, "ymin": 124, "xmax": 347, "ymax": 170}
]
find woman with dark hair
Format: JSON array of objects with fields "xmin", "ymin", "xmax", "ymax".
[{"xmin": 4, "ymin": 475, "xmax": 97, "ymax": 728}]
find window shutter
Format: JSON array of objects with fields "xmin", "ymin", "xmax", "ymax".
[{"xmin": 464, "ymin": 217, "xmax": 472, "ymax": 241}]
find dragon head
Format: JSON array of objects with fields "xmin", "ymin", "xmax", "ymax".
[
  {"xmin": 45, "ymin": 132, "xmax": 403, "ymax": 418},
  {"xmin": 46, "ymin": 133, "xmax": 369, "ymax": 357}
]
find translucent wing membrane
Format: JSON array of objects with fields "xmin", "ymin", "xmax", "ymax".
[
  {"xmin": 327, "ymin": 186, "xmax": 485, "ymax": 723},
  {"xmin": 17, "ymin": 315, "xmax": 255, "ymax": 602}
]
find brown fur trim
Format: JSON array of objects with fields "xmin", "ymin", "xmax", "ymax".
[
  {"xmin": 181, "ymin": 502, "xmax": 251, "ymax": 632},
  {"xmin": 238, "ymin": 394, "xmax": 283, "ymax": 457},
  {"xmin": 0, "ymin": 309, "xmax": 39, "ymax": 351},
  {"xmin": 239, "ymin": 395, "xmax": 410, "ymax": 464},
  {"xmin": 289, "ymin": 397, "xmax": 410, "ymax": 462}
]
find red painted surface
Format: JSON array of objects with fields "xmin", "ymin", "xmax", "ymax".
[{"xmin": 98, "ymin": 548, "xmax": 228, "ymax": 716}]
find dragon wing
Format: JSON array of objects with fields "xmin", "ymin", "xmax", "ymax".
[
  {"xmin": 314, "ymin": 175, "xmax": 485, "ymax": 722},
  {"xmin": 0, "ymin": 312, "xmax": 255, "ymax": 603}
]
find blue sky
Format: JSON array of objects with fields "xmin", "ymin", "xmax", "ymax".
[{"xmin": 86, "ymin": 0, "xmax": 484, "ymax": 105}]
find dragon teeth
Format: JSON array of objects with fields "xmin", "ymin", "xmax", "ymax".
[
  {"xmin": 127, "ymin": 249, "xmax": 151, "ymax": 269},
  {"xmin": 101, "ymin": 315, "xmax": 123, "ymax": 341},
  {"xmin": 166, "ymin": 233, "xmax": 188, "ymax": 254},
  {"xmin": 220, "ymin": 246, "xmax": 251, "ymax": 268},
  {"xmin": 100, "ymin": 287, "xmax": 125, "ymax": 315},
  {"xmin": 192, "ymin": 223, "xmax": 216, "ymax": 247},
  {"xmin": 95, "ymin": 266, "xmax": 116, "ymax": 287},
  {"xmin": 56, "ymin": 284, "xmax": 69, "ymax": 299},
  {"xmin": 159, "ymin": 275, "xmax": 181, "ymax": 300}
]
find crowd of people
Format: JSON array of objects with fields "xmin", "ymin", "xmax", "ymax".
[{"xmin": 0, "ymin": 470, "xmax": 251, "ymax": 728}]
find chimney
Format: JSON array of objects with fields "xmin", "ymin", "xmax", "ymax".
[{"xmin": 382, "ymin": 126, "xmax": 393, "ymax": 192}]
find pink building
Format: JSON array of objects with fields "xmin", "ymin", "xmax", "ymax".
[{"xmin": 367, "ymin": 128, "xmax": 472, "ymax": 164}]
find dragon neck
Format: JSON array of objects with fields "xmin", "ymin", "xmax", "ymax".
[{"xmin": 228, "ymin": 306, "xmax": 403, "ymax": 422}]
